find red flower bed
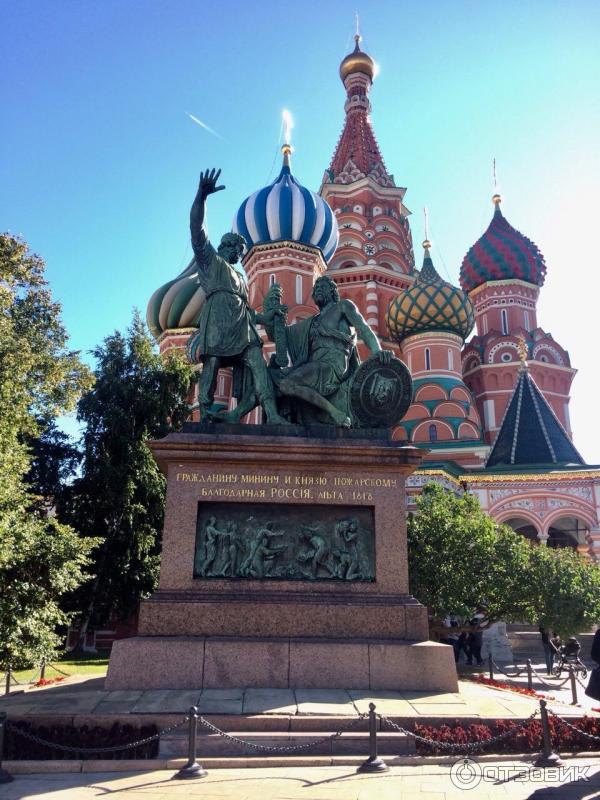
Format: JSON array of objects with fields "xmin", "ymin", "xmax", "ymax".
[
  {"xmin": 33, "ymin": 676, "xmax": 65, "ymax": 688},
  {"xmin": 472, "ymin": 674, "xmax": 542, "ymax": 698},
  {"xmin": 412, "ymin": 716, "xmax": 600, "ymax": 755}
]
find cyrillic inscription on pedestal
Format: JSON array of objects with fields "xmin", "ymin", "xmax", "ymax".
[{"xmin": 194, "ymin": 502, "xmax": 375, "ymax": 581}]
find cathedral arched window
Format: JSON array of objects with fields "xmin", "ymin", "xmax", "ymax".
[
  {"xmin": 429, "ymin": 424, "xmax": 438, "ymax": 442},
  {"xmin": 501, "ymin": 308, "xmax": 508, "ymax": 335},
  {"xmin": 295, "ymin": 275, "xmax": 303, "ymax": 304},
  {"xmin": 425, "ymin": 348, "xmax": 431, "ymax": 371},
  {"xmin": 269, "ymin": 274, "xmax": 276, "ymax": 287}
]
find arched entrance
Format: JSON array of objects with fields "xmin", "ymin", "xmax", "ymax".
[
  {"xmin": 503, "ymin": 516, "xmax": 540, "ymax": 544},
  {"xmin": 546, "ymin": 516, "xmax": 589, "ymax": 551}
]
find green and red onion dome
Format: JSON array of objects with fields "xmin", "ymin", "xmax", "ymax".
[
  {"xmin": 460, "ymin": 196, "xmax": 547, "ymax": 293},
  {"xmin": 387, "ymin": 242, "xmax": 475, "ymax": 342}
]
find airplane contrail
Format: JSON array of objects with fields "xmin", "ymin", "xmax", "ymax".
[{"xmin": 185, "ymin": 112, "xmax": 225, "ymax": 140}]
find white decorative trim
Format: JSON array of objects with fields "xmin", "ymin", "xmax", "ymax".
[
  {"xmin": 487, "ymin": 341, "xmax": 520, "ymax": 363},
  {"xmin": 532, "ymin": 343, "xmax": 565, "ymax": 365}
]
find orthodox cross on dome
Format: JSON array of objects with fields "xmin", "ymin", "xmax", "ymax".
[
  {"xmin": 492, "ymin": 159, "xmax": 502, "ymax": 209},
  {"xmin": 281, "ymin": 109, "xmax": 294, "ymax": 167}
]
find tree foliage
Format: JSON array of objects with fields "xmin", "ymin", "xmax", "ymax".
[
  {"xmin": 528, "ymin": 544, "xmax": 600, "ymax": 637},
  {"xmin": 0, "ymin": 233, "xmax": 95, "ymax": 669},
  {"xmin": 64, "ymin": 312, "xmax": 193, "ymax": 630},
  {"xmin": 408, "ymin": 483, "xmax": 600, "ymax": 635}
]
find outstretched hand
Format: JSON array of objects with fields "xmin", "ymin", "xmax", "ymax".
[{"xmin": 198, "ymin": 168, "xmax": 225, "ymax": 199}]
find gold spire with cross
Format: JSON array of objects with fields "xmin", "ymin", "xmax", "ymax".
[
  {"xmin": 517, "ymin": 334, "xmax": 528, "ymax": 369},
  {"xmin": 492, "ymin": 158, "xmax": 502, "ymax": 207}
]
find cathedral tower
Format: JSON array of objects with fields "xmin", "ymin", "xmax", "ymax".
[
  {"xmin": 320, "ymin": 35, "xmax": 415, "ymax": 353},
  {"xmin": 387, "ymin": 240, "xmax": 484, "ymax": 456},
  {"xmin": 460, "ymin": 195, "xmax": 576, "ymax": 444}
]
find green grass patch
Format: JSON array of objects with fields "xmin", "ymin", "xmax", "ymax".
[{"xmin": 7, "ymin": 651, "xmax": 110, "ymax": 685}]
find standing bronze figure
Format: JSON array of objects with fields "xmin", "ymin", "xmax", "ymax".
[{"xmin": 187, "ymin": 169, "xmax": 286, "ymax": 424}]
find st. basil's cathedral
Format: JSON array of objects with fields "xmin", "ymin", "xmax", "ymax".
[{"xmin": 147, "ymin": 36, "xmax": 600, "ymax": 560}]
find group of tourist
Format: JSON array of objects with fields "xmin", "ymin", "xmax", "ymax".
[{"xmin": 439, "ymin": 608, "xmax": 490, "ymax": 666}]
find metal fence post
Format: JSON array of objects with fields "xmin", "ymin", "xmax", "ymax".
[
  {"xmin": 357, "ymin": 703, "xmax": 388, "ymax": 773},
  {"xmin": 534, "ymin": 699, "xmax": 562, "ymax": 767},
  {"xmin": 175, "ymin": 706, "xmax": 207, "ymax": 780},
  {"xmin": 0, "ymin": 712, "xmax": 14, "ymax": 784},
  {"xmin": 488, "ymin": 654, "xmax": 494, "ymax": 680},
  {"xmin": 568, "ymin": 667, "xmax": 578, "ymax": 705},
  {"xmin": 526, "ymin": 659, "xmax": 533, "ymax": 692}
]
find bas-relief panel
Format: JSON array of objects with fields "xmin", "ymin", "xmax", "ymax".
[{"xmin": 193, "ymin": 502, "xmax": 375, "ymax": 582}]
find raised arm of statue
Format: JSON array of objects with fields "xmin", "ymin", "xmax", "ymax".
[
  {"xmin": 190, "ymin": 168, "xmax": 225, "ymax": 270},
  {"xmin": 341, "ymin": 299, "xmax": 392, "ymax": 364}
]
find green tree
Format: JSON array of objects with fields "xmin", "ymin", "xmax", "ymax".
[
  {"xmin": 407, "ymin": 483, "xmax": 534, "ymax": 625},
  {"xmin": 407, "ymin": 483, "xmax": 600, "ymax": 636},
  {"xmin": 26, "ymin": 419, "xmax": 81, "ymax": 504},
  {"xmin": 529, "ymin": 544, "xmax": 600, "ymax": 637},
  {"xmin": 65, "ymin": 312, "xmax": 192, "ymax": 637},
  {"xmin": 0, "ymin": 233, "xmax": 95, "ymax": 669}
]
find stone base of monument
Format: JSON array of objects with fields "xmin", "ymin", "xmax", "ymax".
[
  {"xmin": 106, "ymin": 429, "xmax": 457, "ymax": 694},
  {"xmin": 106, "ymin": 635, "xmax": 455, "ymax": 691}
]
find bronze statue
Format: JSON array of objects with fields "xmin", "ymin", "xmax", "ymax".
[
  {"xmin": 224, "ymin": 276, "xmax": 397, "ymax": 427},
  {"xmin": 187, "ymin": 169, "xmax": 287, "ymax": 424},
  {"xmin": 186, "ymin": 167, "xmax": 411, "ymax": 429},
  {"xmin": 271, "ymin": 276, "xmax": 392, "ymax": 426}
]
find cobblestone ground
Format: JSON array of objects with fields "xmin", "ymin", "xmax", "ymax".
[{"xmin": 3, "ymin": 761, "xmax": 600, "ymax": 800}]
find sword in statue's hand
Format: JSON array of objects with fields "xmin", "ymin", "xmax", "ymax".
[{"xmin": 263, "ymin": 283, "xmax": 288, "ymax": 368}]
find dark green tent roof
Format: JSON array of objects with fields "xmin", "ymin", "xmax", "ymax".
[{"xmin": 486, "ymin": 368, "xmax": 585, "ymax": 468}]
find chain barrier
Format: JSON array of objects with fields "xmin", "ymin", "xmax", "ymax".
[
  {"xmin": 2, "ymin": 671, "xmax": 22, "ymax": 687},
  {"xmin": 6, "ymin": 715, "xmax": 189, "ymax": 755},
  {"xmin": 490, "ymin": 658, "xmax": 572, "ymax": 691},
  {"xmin": 490, "ymin": 659, "xmax": 526, "ymax": 679},
  {"xmin": 529, "ymin": 665, "xmax": 571, "ymax": 689},
  {"xmin": 44, "ymin": 663, "xmax": 70, "ymax": 678},
  {"xmin": 379, "ymin": 710, "xmax": 539, "ymax": 754},
  {"xmin": 490, "ymin": 659, "xmax": 528, "ymax": 683},
  {"xmin": 199, "ymin": 712, "xmax": 367, "ymax": 754},
  {"xmin": 548, "ymin": 710, "xmax": 600, "ymax": 744},
  {"xmin": 574, "ymin": 672, "xmax": 589, "ymax": 692}
]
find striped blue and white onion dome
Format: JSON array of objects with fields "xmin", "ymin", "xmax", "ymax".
[{"xmin": 232, "ymin": 146, "xmax": 339, "ymax": 262}]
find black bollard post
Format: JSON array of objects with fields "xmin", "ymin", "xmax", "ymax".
[
  {"xmin": 4, "ymin": 668, "xmax": 10, "ymax": 697},
  {"xmin": 526, "ymin": 659, "xmax": 533, "ymax": 692},
  {"xmin": 357, "ymin": 703, "xmax": 389, "ymax": 773},
  {"xmin": 488, "ymin": 654, "xmax": 494, "ymax": 680},
  {"xmin": 534, "ymin": 699, "xmax": 562, "ymax": 767},
  {"xmin": 0, "ymin": 712, "xmax": 15, "ymax": 784},
  {"xmin": 568, "ymin": 666, "xmax": 578, "ymax": 705},
  {"xmin": 175, "ymin": 706, "xmax": 207, "ymax": 780}
]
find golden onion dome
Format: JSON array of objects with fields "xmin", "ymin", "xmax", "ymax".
[
  {"xmin": 339, "ymin": 35, "xmax": 376, "ymax": 83},
  {"xmin": 387, "ymin": 244, "xmax": 475, "ymax": 342}
]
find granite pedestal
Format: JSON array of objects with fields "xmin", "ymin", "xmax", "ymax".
[{"xmin": 106, "ymin": 427, "xmax": 457, "ymax": 692}]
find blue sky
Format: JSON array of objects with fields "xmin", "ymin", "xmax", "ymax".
[{"xmin": 2, "ymin": 1, "xmax": 599, "ymax": 460}]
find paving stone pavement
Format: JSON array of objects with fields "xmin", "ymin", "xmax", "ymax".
[
  {"xmin": 3, "ymin": 761, "xmax": 600, "ymax": 800},
  {"xmin": 2, "ymin": 674, "xmax": 597, "ymax": 721}
]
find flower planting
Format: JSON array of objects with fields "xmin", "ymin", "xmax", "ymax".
[{"xmin": 413, "ymin": 716, "xmax": 600, "ymax": 755}]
